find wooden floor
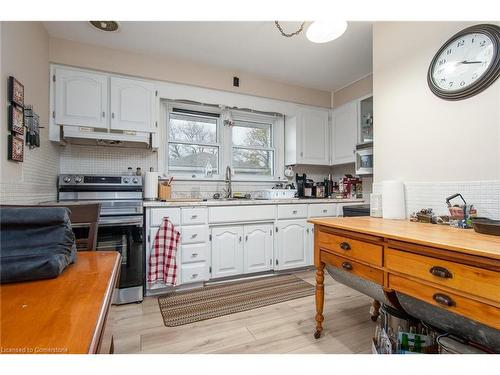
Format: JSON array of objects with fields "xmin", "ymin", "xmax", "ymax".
[{"xmin": 108, "ymin": 270, "xmax": 375, "ymax": 353}]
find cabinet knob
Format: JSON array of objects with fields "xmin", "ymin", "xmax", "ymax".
[
  {"xmin": 306, "ymin": 228, "xmax": 310, "ymax": 233},
  {"xmin": 239, "ymin": 236, "xmax": 242, "ymax": 242},
  {"xmin": 102, "ymin": 111, "xmax": 105, "ymax": 118},
  {"xmin": 429, "ymin": 266, "xmax": 452, "ymax": 279},
  {"xmin": 340, "ymin": 242, "xmax": 351, "ymax": 251},
  {"xmin": 192, "ymin": 253, "xmax": 198, "ymax": 257},
  {"xmin": 292, "ymin": 210, "xmax": 298, "ymax": 214},
  {"xmin": 433, "ymin": 293, "xmax": 455, "ymax": 307},
  {"xmin": 191, "ymin": 215, "xmax": 198, "ymax": 219},
  {"xmin": 191, "ymin": 233, "xmax": 198, "ymax": 238},
  {"xmin": 191, "ymin": 273, "xmax": 198, "ymax": 279},
  {"xmin": 342, "ymin": 262, "xmax": 353, "ymax": 271},
  {"xmin": 111, "ymin": 112, "xmax": 115, "ymax": 119},
  {"xmin": 322, "ymin": 209, "xmax": 328, "ymax": 213},
  {"xmin": 245, "ymin": 235, "xmax": 248, "ymax": 242}
]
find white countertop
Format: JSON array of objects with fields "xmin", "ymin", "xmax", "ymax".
[{"xmin": 143, "ymin": 198, "xmax": 365, "ymax": 208}]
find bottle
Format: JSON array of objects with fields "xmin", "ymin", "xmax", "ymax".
[
  {"xmin": 127, "ymin": 167, "xmax": 133, "ymax": 176},
  {"xmin": 400, "ymin": 333, "xmax": 409, "ymax": 352},
  {"xmin": 413, "ymin": 335, "xmax": 423, "ymax": 353},
  {"xmin": 136, "ymin": 167, "xmax": 142, "ymax": 176}
]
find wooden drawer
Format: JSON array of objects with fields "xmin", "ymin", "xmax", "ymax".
[
  {"xmin": 181, "ymin": 262, "xmax": 209, "ymax": 284},
  {"xmin": 278, "ymin": 204, "xmax": 308, "ymax": 219},
  {"xmin": 321, "ymin": 251, "xmax": 384, "ymax": 285},
  {"xmin": 386, "ymin": 248, "xmax": 500, "ymax": 304},
  {"xmin": 181, "ymin": 207, "xmax": 207, "ymax": 225},
  {"xmin": 318, "ymin": 230, "xmax": 383, "ymax": 266},
  {"xmin": 181, "ymin": 243, "xmax": 209, "ymax": 264},
  {"xmin": 389, "ymin": 274, "xmax": 500, "ymax": 330},
  {"xmin": 181, "ymin": 225, "xmax": 209, "ymax": 244},
  {"xmin": 150, "ymin": 208, "xmax": 181, "ymax": 226},
  {"xmin": 308, "ymin": 204, "xmax": 335, "ymax": 218}
]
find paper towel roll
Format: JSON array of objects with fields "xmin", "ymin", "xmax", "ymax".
[
  {"xmin": 382, "ymin": 181, "xmax": 406, "ymax": 219},
  {"xmin": 144, "ymin": 172, "xmax": 159, "ymax": 200}
]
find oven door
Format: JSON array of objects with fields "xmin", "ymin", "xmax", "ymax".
[
  {"xmin": 96, "ymin": 217, "xmax": 143, "ymax": 290},
  {"xmin": 355, "ymin": 148, "xmax": 373, "ymax": 175}
]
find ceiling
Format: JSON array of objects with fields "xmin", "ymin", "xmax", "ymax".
[{"xmin": 43, "ymin": 21, "xmax": 373, "ymax": 92}]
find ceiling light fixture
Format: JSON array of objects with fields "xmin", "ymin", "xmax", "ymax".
[
  {"xmin": 306, "ymin": 21, "xmax": 348, "ymax": 43},
  {"xmin": 274, "ymin": 21, "xmax": 348, "ymax": 44},
  {"xmin": 89, "ymin": 21, "xmax": 120, "ymax": 32}
]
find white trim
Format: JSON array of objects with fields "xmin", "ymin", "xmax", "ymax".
[{"xmin": 333, "ymin": 73, "xmax": 373, "ymax": 94}]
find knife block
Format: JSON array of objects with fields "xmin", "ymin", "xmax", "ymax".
[{"xmin": 158, "ymin": 182, "xmax": 172, "ymax": 200}]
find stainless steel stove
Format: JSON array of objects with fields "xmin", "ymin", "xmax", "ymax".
[{"xmin": 58, "ymin": 174, "xmax": 144, "ymax": 304}]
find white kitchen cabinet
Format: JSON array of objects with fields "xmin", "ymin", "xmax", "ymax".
[
  {"xmin": 243, "ymin": 224, "xmax": 273, "ymax": 274},
  {"xmin": 331, "ymin": 101, "xmax": 358, "ymax": 165},
  {"xmin": 211, "ymin": 226, "xmax": 244, "ymax": 279},
  {"xmin": 110, "ymin": 76, "xmax": 156, "ymax": 132},
  {"xmin": 276, "ymin": 220, "xmax": 308, "ymax": 270},
  {"xmin": 285, "ymin": 107, "xmax": 330, "ymax": 166},
  {"xmin": 54, "ymin": 67, "xmax": 108, "ymax": 129}
]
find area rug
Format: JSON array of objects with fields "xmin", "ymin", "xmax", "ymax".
[{"xmin": 157, "ymin": 274, "xmax": 315, "ymax": 327}]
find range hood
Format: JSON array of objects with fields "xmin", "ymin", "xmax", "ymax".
[{"xmin": 62, "ymin": 126, "xmax": 151, "ymax": 148}]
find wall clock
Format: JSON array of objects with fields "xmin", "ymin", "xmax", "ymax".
[{"xmin": 428, "ymin": 24, "xmax": 500, "ymax": 100}]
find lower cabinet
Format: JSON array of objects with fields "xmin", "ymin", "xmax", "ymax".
[
  {"xmin": 243, "ymin": 224, "xmax": 273, "ymax": 274},
  {"xmin": 211, "ymin": 223, "xmax": 273, "ymax": 279},
  {"xmin": 276, "ymin": 220, "xmax": 309, "ymax": 270},
  {"xmin": 211, "ymin": 226, "xmax": 244, "ymax": 278}
]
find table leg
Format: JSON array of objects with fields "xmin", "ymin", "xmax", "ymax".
[{"xmin": 314, "ymin": 262, "xmax": 325, "ymax": 339}]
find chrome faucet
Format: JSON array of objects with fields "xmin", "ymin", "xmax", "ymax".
[{"xmin": 224, "ymin": 166, "xmax": 232, "ymax": 199}]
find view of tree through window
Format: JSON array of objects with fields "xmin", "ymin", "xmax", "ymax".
[
  {"xmin": 232, "ymin": 121, "xmax": 274, "ymax": 177},
  {"xmin": 168, "ymin": 113, "xmax": 219, "ymax": 174}
]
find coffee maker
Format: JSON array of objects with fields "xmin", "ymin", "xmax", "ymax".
[{"xmin": 296, "ymin": 173, "xmax": 314, "ymax": 198}]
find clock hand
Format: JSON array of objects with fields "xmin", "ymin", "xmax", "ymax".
[{"xmin": 460, "ymin": 60, "xmax": 483, "ymax": 64}]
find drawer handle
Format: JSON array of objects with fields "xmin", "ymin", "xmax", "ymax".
[
  {"xmin": 342, "ymin": 262, "xmax": 353, "ymax": 271},
  {"xmin": 433, "ymin": 293, "xmax": 455, "ymax": 307},
  {"xmin": 191, "ymin": 253, "xmax": 198, "ymax": 257},
  {"xmin": 430, "ymin": 266, "xmax": 453, "ymax": 279},
  {"xmin": 191, "ymin": 215, "xmax": 198, "ymax": 219},
  {"xmin": 322, "ymin": 209, "xmax": 328, "ymax": 213},
  {"xmin": 191, "ymin": 233, "xmax": 198, "ymax": 238},
  {"xmin": 191, "ymin": 273, "xmax": 198, "ymax": 278},
  {"xmin": 292, "ymin": 210, "xmax": 298, "ymax": 214},
  {"xmin": 339, "ymin": 242, "xmax": 351, "ymax": 251}
]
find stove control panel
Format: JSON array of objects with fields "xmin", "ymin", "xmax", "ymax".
[{"xmin": 58, "ymin": 174, "xmax": 143, "ymax": 186}]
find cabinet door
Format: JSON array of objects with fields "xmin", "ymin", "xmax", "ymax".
[
  {"xmin": 276, "ymin": 220, "xmax": 307, "ymax": 270},
  {"xmin": 331, "ymin": 101, "xmax": 358, "ymax": 165},
  {"xmin": 306, "ymin": 222, "xmax": 315, "ymax": 266},
  {"xmin": 110, "ymin": 77, "xmax": 156, "ymax": 132},
  {"xmin": 243, "ymin": 224, "xmax": 273, "ymax": 274},
  {"xmin": 298, "ymin": 109, "xmax": 330, "ymax": 165},
  {"xmin": 211, "ymin": 226, "xmax": 244, "ymax": 278},
  {"xmin": 55, "ymin": 68, "xmax": 108, "ymax": 129}
]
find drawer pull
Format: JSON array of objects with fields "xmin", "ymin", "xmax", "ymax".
[
  {"xmin": 322, "ymin": 209, "xmax": 328, "ymax": 213},
  {"xmin": 340, "ymin": 242, "xmax": 351, "ymax": 251},
  {"xmin": 433, "ymin": 293, "xmax": 455, "ymax": 307},
  {"xmin": 191, "ymin": 215, "xmax": 198, "ymax": 219},
  {"xmin": 342, "ymin": 262, "xmax": 353, "ymax": 271},
  {"xmin": 191, "ymin": 234, "xmax": 198, "ymax": 238},
  {"xmin": 430, "ymin": 266, "xmax": 453, "ymax": 279},
  {"xmin": 191, "ymin": 273, "xmax": 198, "ymax": 278},
  {"xmin": 191, "ymin": 253, "xmax": 198, "ymax": 257},
  {"xmin": 292, "ymin": 210, "xmax": 298, "ymax": 214}
]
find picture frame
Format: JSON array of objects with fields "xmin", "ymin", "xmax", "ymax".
[
  {"xmin": 8, "ymin": 134, "xmax": 24, "ymax": 162},
  {"xmin": 8, "ymin": 76, "xmax": 24, "ymax": 107},
  {"xmin": 8, "ymin": 104, "xmax": 24, "ymax": 135}
]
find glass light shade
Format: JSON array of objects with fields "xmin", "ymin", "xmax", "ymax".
[{"xmin": 306, "ymin": 21, "xmax": 348, "ymax": 43}]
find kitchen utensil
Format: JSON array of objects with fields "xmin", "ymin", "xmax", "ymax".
[{"xmin": 471, "ymin": 217, "xmax": 500, "ymax": 236}]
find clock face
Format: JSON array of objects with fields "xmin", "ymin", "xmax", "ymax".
[{"xmin": 431, "ymin": 33, "xmax": 495, "ymax": 92}]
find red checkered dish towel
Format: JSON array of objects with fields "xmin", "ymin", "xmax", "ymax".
[{"xmin": 148, "ymin": 217, "xmax": 181, "ymax": 286}]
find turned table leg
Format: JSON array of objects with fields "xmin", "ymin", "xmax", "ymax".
[
  {"xmin": 370, "ymin": 299, "xmax": 381, "ymax": 322},
  {"xmin": 314, "ymin": 262, "xmax": 325, "ymax": 339}
]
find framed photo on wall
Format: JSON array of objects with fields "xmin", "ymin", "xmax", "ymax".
[
  {"xmin": 8, "ymin": 76, "xmax": 24, "ymax": 107},
  {"xmin": 8, "ymin": 104, "xmax": 24, "ymax": 135},
  {"xmin": 8, "ymin": 134, "xmax": 24, "ymax": 162}
]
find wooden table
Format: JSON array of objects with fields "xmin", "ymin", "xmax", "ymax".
[
  {"xmin": 308, "ymin": 217, "xmax": 500, "ymax": 339},
  {"xmin": 1, "ymin": 252, "xmax": 120, "ymax": 354}
]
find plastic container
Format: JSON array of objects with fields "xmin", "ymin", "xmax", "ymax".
[{"xmin": 254, "ymin": 189, "xmax": 297, "ymax": 200}]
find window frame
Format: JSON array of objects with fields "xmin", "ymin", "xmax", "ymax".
[{"xmin": 163, "ymin": 101, "xmax": 283, "ymax": 182}]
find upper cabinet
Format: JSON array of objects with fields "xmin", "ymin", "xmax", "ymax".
[
  {"xmin": 50, "ymin": 66, "xmax": 158, "ymax": 146},
  {"xmin": 285, "ymin": 107, "xmax": 330, "ymax": 166},
  {"xmin": 110, "ymin": 77, "xmax": 156, "ymax": 132},
  {"xmin": 358, "ymin": 96, "xmax": 373, "ymax": 144},
  {"xmin": 331, "ymin": 101, "xmax": 358, "ymax": 165},
  {"xmin": 54, "ymin": 68, "xmax": 108, "ymax": 129}
]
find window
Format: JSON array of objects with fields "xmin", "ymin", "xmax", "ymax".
[
  {"xmin": 231, "ymin": 120, "xmax": 274, "ymax": 177},
  {"xmin": 167, "ymin": 110, "xmax": 220, "ymax": 175},
  {"xmin": 165, "ymin": 102, "xmax": 282, "ymax": 180}
]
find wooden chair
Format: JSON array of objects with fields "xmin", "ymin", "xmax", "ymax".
[{"xmin": 1, "ymin": 203, "xmax": 101, "ymax": 251}]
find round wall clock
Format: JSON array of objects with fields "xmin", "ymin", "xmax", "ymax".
[{"xmin": 428, "ymin": 24, "xmax": 500, "ymax": 100}]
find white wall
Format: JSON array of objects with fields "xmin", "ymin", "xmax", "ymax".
[
  {"xmin": 373, "ymin": 21, "xmax": 500, "ymax": 183},
  {"xmin": 1, "ymin": 22, "xmax": 60, "ymax": 203}
]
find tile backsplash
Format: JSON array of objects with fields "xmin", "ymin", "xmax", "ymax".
[{"xmin": 373, "ymin": 180, "xmax": 500, "ymax": 220}]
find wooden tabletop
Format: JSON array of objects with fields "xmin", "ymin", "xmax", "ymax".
[
  {"xmin": 0, "ymin": 252, "xmax": 120, "ymax": 354},
  {"xmin": 308, "ymin": 217, "xmax": 500, "ymax": 260}
]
